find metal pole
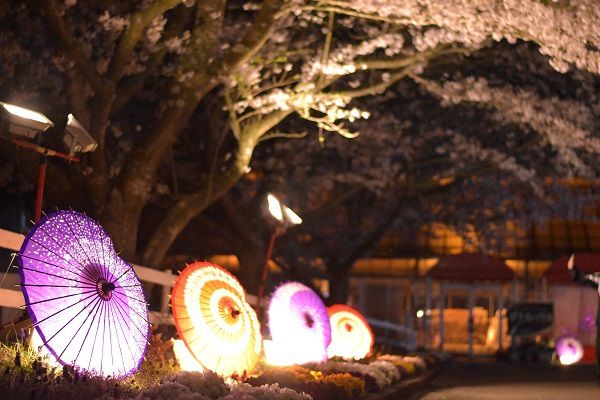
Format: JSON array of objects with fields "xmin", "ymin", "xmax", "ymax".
[
  {"xmin": 439, "ymin": 282, "xmax": 445, "ymax": 352},
  {"xmin": 511, "ymin": 275, "xmax": 519, "ymax": 303},
  {"xmin": 424, "ymin": 276, "xmax": 431, "ymax": 348},
  {"xmin": 468, "ymin": 287, "xmax": 474, "ymax": 357},
  {"xmin": 256, "ymin": 228, "xmax": 281, "ymax": 318},
  {"xmin": 34, "ymin": 157, "xmax": 47, "ymax": 222},
  {"xmin": 8, "ymin": 139, "xmax": 80, "ymax": 222},
  {"xmin": 498, "ymin": 287, "xmax": 504, "ymax": 350}
]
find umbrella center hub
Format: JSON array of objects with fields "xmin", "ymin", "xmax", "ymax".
[
  {"xmin": 345, "ymin": 323, "xmax": 353, "ymax": 332},
  {"xmin": 220, "ymin": 298, "xmax": 241, "ymax": 320},
  {"xmin": 303, "ymin": 312, "xmax": 315, "ymax": 328},
  {"xmin": 97, "ymin": 279, "xmax": 115, "ymax": 300}
]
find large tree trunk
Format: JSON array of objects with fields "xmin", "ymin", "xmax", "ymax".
[
  {"xmin": 104, "ymin": 92, "xmax": 201, "ymax": 260},
  {"xmin": 327, "ymin": 267, "xmax": 350, "ymax": 305},
  {"xmin": 100, "ymin": 186, "xmax": 145, "ymax": 260},
  {"xmin": 236, "ymin": 243, "xmax": 267, "ymax": 296}
]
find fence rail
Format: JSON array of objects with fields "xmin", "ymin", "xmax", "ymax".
[
  {"xmin": 367, "ymin": 317, "xmax": 417, "ymax": 351},
  {"xmin": 0, "ymin": 228, "xmax": 414, "ymax": 350}
]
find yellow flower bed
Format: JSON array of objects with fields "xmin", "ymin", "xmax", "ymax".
[
  {"xmin": 396, "ymin": 360, "xmax": 416, "ymax": 375},
  {"xmin": 320, "ymin": 373, "xmax": 365, "ymax": 397}
]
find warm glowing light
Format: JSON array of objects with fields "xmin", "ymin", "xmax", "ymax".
[
  {"xmin": 267, "ymin": 193, "xmax": 283, "ymax": 221},
  {"xmin": 264, "ymin": 339, "xmax": 329, "ymax": 366},
  {"xmin": 1, "ymin": 102, "xmax": 53, "ymax": 125},
  {"xmin": 171, "ymin": 262, "xmax": 262, "ymax": 377},
  {"xmin": 18, "ymin": 210, "xmax": 149, "ymax": 377},
  {"xmin": 283, "ymin": 206, "xmax": 302, "ymax": 225},
  {"xmin": 268, "ymin": 282, "xmax": 331, "ymax": 365},
  {"xmin": 416, "ymin": 309, "xmax": 424, "ymax": 318},
  {"xmin": 30, "ymin": 329, "xmax": 60, "ymax": 368},
  {"xmin": 556, "ymin": 336, "xmax": 584, "ymax": 365},
  {"xmin": 173, "ymin": 339, "xmax": 204, "ymax": 372},
  {"xmin": 327, "ymin": 305, "xmax": 374, "ymax": 360}
]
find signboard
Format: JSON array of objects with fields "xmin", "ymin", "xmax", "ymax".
[{"xmin": 507, "ymin": 303, "xmax": 553, "ymax": 336}]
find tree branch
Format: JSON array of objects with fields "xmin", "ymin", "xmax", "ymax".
[
  {"xmin": 224, "ymin": 86, "xmax": 241, "ymax": 139},
  {"xmin": 358, "ymin": 46, "xmax": 471, "ymax": 70},
  {"xmin": 111, "ymin": 4, "xmax": 193, "ymax": 113},
  {"xmin": 259, "ymin": 130, "xmax": 308, "ymax": 142},
  {"xmin": 38, "ymin": 0, "xmax": 104, "ymax": 93},
  {"xmin": 331, "ymin": 46, "xmax": 471, "ymax": 99},
  {"xmin": 140, "ymin": 109, "xmax": 293, "ymax": 266},
  {"xmin": 336, "ymin": 70, "xmax": 410, "ymax": 98},
  {"xmin": 106, "ymin": 0, "xmax": 184, "ymax": 82},
  {"xmin": 214, "ymin": 0, "xmax": 288, "ymax": 77}
]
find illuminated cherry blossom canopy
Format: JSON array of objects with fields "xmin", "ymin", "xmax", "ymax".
[
  {"xmin": 327, "ymin": 304, "xmax": 374, "ymax": 360},
  {"xmin": 268, "ymin": 282, "xmax": 331, "ymax": 364},
  {"xmin": 18, "ymin": 210, "xmax": 149, "ymax": 377},
  {"xmin": 171, "ymin": 262, "xmax": 261, "ymax": 377}
]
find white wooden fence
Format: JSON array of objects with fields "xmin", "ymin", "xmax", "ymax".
[
  {"xmin": 0, "ymin": 228, "xmax": 415, "ymax": 350},
  {"xmin": 0, "ymin": 228, "xmax": 238, "ymax": 326}
]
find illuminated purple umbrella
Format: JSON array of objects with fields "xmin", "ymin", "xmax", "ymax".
[
  {"xmin": 18, "ymin": 210, "xmax": 149, "ymax": 377},
  {"xmin": 267, "ymin": 282, "xmax": 331, "ymax": 365}
]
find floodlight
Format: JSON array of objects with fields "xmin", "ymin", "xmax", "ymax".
[
  {"xmin": 267, "ymin": 193, "xmax": 302, "ymax": 225},
  {"xmin": 267, "ymin": 193, "xmax": 284, "ymax": 221},
  {"xmin": 63, "ymin": 113, "xmax": 97, "ymax": 156},
  {"xmin": 0, "ymin": 102, "xmax": 54, "ymax": 138},
  {"xmin": 283, "ymin": 205, "xmax": 302, "ymax": 225}
]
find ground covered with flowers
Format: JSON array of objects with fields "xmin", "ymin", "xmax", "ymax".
[
  {"xmin": 0, "ymin": 332, "xmax": 442, "ymax": 400},
  {"xmin": 0, "ymin": 345, "xmax": 440, "ymax": 400}
]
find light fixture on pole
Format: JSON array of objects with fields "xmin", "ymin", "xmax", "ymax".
[
  {"xmin": 256, "ymin": 193, "xmax": 302, "ymax": 317},
  {"xmin": 63, "ymin": 113, "xmax": 98, "ymax": 156},
  {"xmin": 0, "ymin": 102, "xmax": 54, "ymax": 138},
  {"xmin": 0, "ymin": 102, "xmax": 97, "ymax": 221}
]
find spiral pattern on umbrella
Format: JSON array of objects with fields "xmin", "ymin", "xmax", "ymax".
[
  {"xmin": 171, "ymin": 262, "xmax": 261, "ymax": 377},
  {"xmin": 18, "ymin": 210, "xmax": 149, "ymax": 377},
  {"xmin": 327, "ymin": 304, "xmax": 374, "ymax": 360},
  {"xmin": 268, "ymin": 282, "xmax": 331, "ymax": 363}
]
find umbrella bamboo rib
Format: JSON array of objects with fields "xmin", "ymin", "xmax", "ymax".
[{"xmin": 34, "ymin": 225, "xmax": 99, "ymax": 282}]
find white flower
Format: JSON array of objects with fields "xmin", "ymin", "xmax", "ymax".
[{"xmin": 162, "ymin": 371, "xmax": 230, "ymax": 398}]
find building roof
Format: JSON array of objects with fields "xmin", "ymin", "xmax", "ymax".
[
  {"xmin": 427, "ymin": 253, "xmax": 514, "ymax": 282},
  {"xmin": 545, "ymin": 252, "xmax": 600, "ymax": 283}
]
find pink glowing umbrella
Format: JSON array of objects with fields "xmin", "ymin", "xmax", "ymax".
[
  {"xmin": 327, "ymin": 304, "xmax": 374, "ymax": 360},
  {"xmin": 18, "ymin": 210, "xmax": 149, "ymax": 377},
  {"xmin": 555, "ymin": 336, "xmax": 584, "ymax": 365},
  {"xmin": 267, "ymin": 282, "xmax": 331, "ymax": 364}
]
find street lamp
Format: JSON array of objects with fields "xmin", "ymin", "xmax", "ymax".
[
  {"xmin": 63, "ymin": 113, "xmax": 98, "ymax": 156},
  {"xmin": 256, "ymin": 193, "xmax": 302, "ymax": 316},
  {"xmin": 0, "ymin": 102, "xmax": 97, "ymax": 221},
  {"xmin": 0, "ymin": 102, "xmax": 54, "ymax": 138}
]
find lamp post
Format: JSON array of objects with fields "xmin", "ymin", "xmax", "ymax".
[
  {"xmin": 255, "ymin": 193, "xmax": 302, "ymax": 317},
  {"xmin": 1, "ymin": 103, "xmax": 97, "ymax": 221},
  {"xmin": 9, "ymin": 138, "xmax": 80, "ymax": 221}
]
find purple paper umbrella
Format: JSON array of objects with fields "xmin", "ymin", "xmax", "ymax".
[
  {"xmin": 268, "ymin": 282, "xmax": 331, "ymax": 364},
  {"xmin": 18, "ymin": 210, "xmax": 149, "ymax": 377}
]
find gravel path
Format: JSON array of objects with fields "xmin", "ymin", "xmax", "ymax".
[{"xmin": 408, "ymin": 359, "xmax": 600, "ymax": 400}]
